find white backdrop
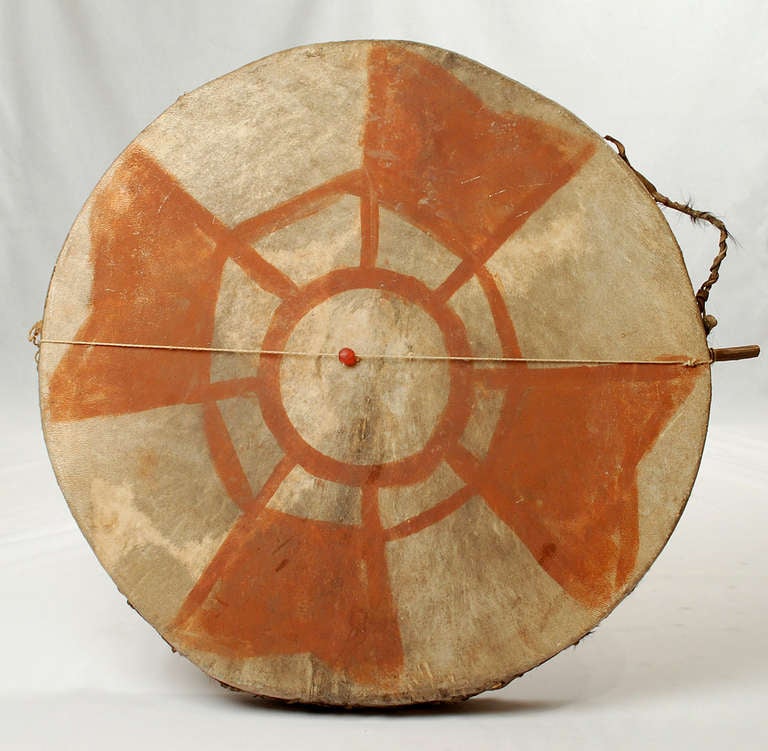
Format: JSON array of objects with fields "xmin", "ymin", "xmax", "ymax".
[{"xmin": 1, "ymin": 1, "xmax": 766, "ymax": 749}]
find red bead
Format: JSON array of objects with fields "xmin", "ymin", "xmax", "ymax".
[{"xmin": 338, "ymin": 347, "xmax": 358, "ymax": 367}]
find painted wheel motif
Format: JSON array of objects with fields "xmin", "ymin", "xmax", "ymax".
[{"xmin": 38, "ymin": 41, "xmax": 711, "ymax": 705}]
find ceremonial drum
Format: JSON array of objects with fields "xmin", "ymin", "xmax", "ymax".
[{"xmin": 37, "ymin": 41, "xmax": 713, "ymax": 705}]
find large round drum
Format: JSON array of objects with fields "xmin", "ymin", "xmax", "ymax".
[{"xmin": 38, "ymin": 40, "xmax": 711, "ymax": 706}]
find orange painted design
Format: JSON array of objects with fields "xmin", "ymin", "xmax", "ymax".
[
  {"xmin": 457, "ymin": 364, "xmax": 699, "ymax": 608},
  {"xmin": 172, "ymin": 506, "xmax": 403, "ymax": 685},
  {"xmin": 255, "ymin": 267, "xmax": 473, "ymax": 488},
  {"xmin": 45, "ymin": 42, "xmax": 703, "ymax": 690},
  {"xmin": 202, "ymin": 401, "xmax": 256, "ymax": 511},
  {"xmin": 232, "ymin": 170, "xmax": 365, "ymax": 245},
  {"xmin": 47, "ymin": 147, "xmax": 227, "ymax": 420},
  {"xmin": 385, "ymin": 485, "xmax": 475, "ymax": 541},
  {"xmin": 364, "ymin": 43, "xmax": 596, "ymax": 300},
  {"xmin": 359, "ymin": 171, "xmax": 379, "ymax": 268}
]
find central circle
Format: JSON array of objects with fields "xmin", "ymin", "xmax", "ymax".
[
  {"xmin": 279, "ymin": 289, "xmax": 450, "ymax": 465},
  {"xmin": 257, "ymin": 267, "xmax": 473, "ymax": 486}
]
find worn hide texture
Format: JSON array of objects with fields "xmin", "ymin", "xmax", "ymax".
[{"xmin": 38, "ymin": 40, "xmax": 710, "ymax": 706}]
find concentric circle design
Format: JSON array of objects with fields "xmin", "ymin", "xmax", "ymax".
[
  {"xmin": 258, "ymin": 267, "xmax": 473, "ymax": 485},
  {"xmin": 38, "ymin": 40, "xmax": 711, "ymax": 706}
]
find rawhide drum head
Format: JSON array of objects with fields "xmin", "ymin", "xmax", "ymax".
[{"xmin": 37, "ymin": 40, "xmax": 711, "ymax": 706}]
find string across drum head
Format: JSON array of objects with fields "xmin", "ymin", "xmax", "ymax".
[{"xmin": 37, "ymin": 40, "xmax": 711, "ymax": 706}]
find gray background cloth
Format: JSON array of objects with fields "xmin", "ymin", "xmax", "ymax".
[{"xmin": 2, "ymin": 1, "xmax": 766, "ymax": 748}]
